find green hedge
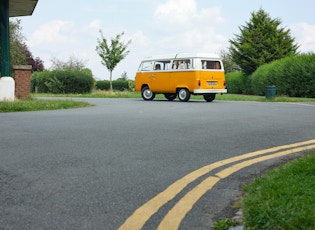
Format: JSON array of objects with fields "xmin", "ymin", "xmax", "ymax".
[
  {"xmin": 31, "ymin": 69, "xmax": 95, "ymax": 94},
  {"xmin": 96, "ymin": 80, "xmax": 131, "ymax": 91},
  {"xmin": 225, "ymin": 72, "xmax": 246, "ymax": 94},
  {"xmin": 249, "ymin": 54, "xmax": 315, "ymax": 97}
]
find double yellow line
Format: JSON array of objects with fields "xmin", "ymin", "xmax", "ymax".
[{"xmin": 119, "ymin": 139, "xmax": 315, "ymax": 230}]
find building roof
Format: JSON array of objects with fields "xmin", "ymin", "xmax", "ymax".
[{"xmin": 9, "ymin": 0, "xmax": 38, "ymax": 17}]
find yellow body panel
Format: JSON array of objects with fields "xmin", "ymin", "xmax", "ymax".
[{"xmin": 135, "ymin": 70, "xmax": 226, "ymax": 94}]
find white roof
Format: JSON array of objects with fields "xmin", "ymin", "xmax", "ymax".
[{"xmin": 142, "ymin": 53, "xmax": 221, "ymax": 61}]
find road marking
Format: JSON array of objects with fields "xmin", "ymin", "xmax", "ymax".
[
  {"xmin": 119, "ymin": 139, "xmax": 315, "ymax": 230},
  {"xmin": 158, "ymin": 143, "xmax": 315, "ymax": 229}
]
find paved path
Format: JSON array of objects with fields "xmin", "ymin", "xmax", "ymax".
[{"xmin": 0, "ymin": 98, "xmax": 314, "ymax": 229}]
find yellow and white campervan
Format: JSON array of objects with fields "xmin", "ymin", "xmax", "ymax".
[{"xmin": 135, "ymin": 53, "xmax": 227, "ymax": 102}]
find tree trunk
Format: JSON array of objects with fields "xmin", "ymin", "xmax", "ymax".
[{"xmin": 110, "ymin": 70, "xmax": 113, "ymax": 93}]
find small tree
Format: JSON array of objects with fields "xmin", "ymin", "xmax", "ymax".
[
  {"xmin": 96, "ymin": 31, "xmax": 131, "ymax": 92},
  {"xmin": 229, "ymin": 8, "xmax": 299, "ymax": 75}
]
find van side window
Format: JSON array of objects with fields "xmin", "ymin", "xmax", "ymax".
[
  {"xmin": 173, "ymin": 59, "xmax": 191, "ymax": 69},
  {"xmin": 154, "ymin": 60, "xmax": 171, "ymax": 70},
  {"xmin": 139, "ymin": 61, "xmax": 153, "ymax": 71},
  {"xmin": 202, "ymin": 60, "xmax": 221, "ymax": 70}
]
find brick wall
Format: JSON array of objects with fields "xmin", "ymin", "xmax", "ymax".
[{"xmin": 13, "ymin": 65, "xmax": 32, "ymax": 99}]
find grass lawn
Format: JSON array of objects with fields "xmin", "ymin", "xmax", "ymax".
[
  {"xmin": 241, "ymin": 153, "xmax": 315, "ymax": 229},
  {"xmin": 0, "ymin": 98, "xmax": 91, "ymax": 112}
]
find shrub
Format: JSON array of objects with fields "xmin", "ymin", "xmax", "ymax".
[
  {"xmin": 113, "ymin": 80, "xmax": 129, "ymax": 91},
  {"xmin": 96, "ymin": 80, "xmax": 110, "ymax": 90},
  {"xmin": 31, "ymin": 69, "xmax": 95, "ymax": 94},
  {"xmin": 96, "ymin": 79, "xmax": 131, "ymax": 91},
  {"xmin": 225, "ymin": 72, "xmax": 245, "ymax": 94},
  {"xmin": 249, "ymin": 53, "xmax": 315, "ymax": 97}
]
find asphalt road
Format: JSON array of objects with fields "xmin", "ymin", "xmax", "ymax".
[{"xmin": 0, "ymin": 98, "xmax": 314, "ymax": 230}]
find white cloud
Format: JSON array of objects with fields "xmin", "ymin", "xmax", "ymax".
[
  {"xmin": 28, "ymin": 20, "xmax": 77, "ymax": 46},
  {"xmin": 151, "ymin": 0, "xmax": 228, "ymax": 54},
  {"xmin": 291, "ymin": 22, "xmax": 315, "ymax": 52},
  {"xmin": 155, "ymin": 0, "xmax": 197, "ymax": 23}
]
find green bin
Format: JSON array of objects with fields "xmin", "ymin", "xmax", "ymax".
[{"xmin": 265, "ymin": 86, "xmax": 276, "ymax": 99}]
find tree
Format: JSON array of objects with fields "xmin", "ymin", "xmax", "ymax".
[
  {"xmin": 220, "ymin": 50, "xmax": 240, "ymax": 73},
  {"xmin": 0, "ymin": 19, "xmax": 44, "ymax": 71},
  {"xmin": 22, "ymin": 44, "xmax": 44, "ymax": 71},
  {"xmin": 96, "ymin": 31, "xmax": 131, "ymax": 92},
  {"xmin": 50, "ymin": 55, "xmax": 87, "ymax": 71},
  {"xmin": 229, "ymin": 8, "xmax": 299, "ymax": 75},
  {"xmin": 9, "ymin": 19, "xmax": 27, "ymax": 67}
]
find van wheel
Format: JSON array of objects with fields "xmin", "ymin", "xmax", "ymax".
[
  {"xmin": 178, "ymin": 88, "xmax": 190, "ymax": 102},
  {"xmin": 164, "ymin": 93, "xmax": 177, "ymax": 101},
  {"xmin": 203, "ymin": 94, "xmax": 216, "ymax": 102},
  {"xmin": 141, "ymin": 86, "xmax": 155, "ymax": 100}
]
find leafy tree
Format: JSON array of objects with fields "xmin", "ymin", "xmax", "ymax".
[
  {"xmin": 9, "ymin": 19, "xmax": 27, "ymax": 67},
  {"xmin": 220, "ymin": 50, "xmax": 240, "ymax": 73},
  {"xmin": 0, "ymin": 19, "xmax": 44, "ymax": 71},
  {"xmin": 96, "ymin": 31, "xmax": 131, "ymax": 92},
  {"xmin": 22, "ymin": 44, "xmax": 44, "ymax": 71},
  {"xmin": 229, "ymin": 8, "xmax": 299, "ymax": 75}
]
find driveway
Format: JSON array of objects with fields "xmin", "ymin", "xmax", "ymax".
[{"xmin": 0, "ymin": 98, "xmax": 314, "ymax": 229}]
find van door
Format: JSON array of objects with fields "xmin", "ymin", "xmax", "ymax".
[
  {"xmin": 200, "ymin": 60, "xmax": 225, "ymax": 90},
  {"xmin": 149, "ymin": 61, "xmax": 171, "ymax": 92}
]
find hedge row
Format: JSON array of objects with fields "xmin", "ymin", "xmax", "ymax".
[
  {"xmin": 31, "ymin": 69, "xmax": 94, "ymax": 94},
  {"xmin": 95, "ymin": 80, "xmax": 132, "ymax": 91},
  {"xmin": 225, "ymin": 53, "xmax": 315, "ymax": 97}
]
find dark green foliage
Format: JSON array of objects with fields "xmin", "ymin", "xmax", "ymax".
[
  {"xmin": 225, "ymin": 72, "xmax": 246, "ymax": 94},
  {"xmin": 229, "ymin": 8, "xmax": 298, "ymax": 75},
  {"xmin": 249, "ymin": 53, "xmax": 315, "ymax": 97},
  {"xmin": 31, "ymin": 69, "xmax": 95, "ymax": 94},
  {"xmin": 95, "ymin": 80, "xmax": 110, "ymax": 90},
  {"xmin": 96, "ymin": 79, "xmax": 130, "ymax": 91},
  {"xmin": 113, "ymin": 80, "xmax": 129, "ymax": 91}
]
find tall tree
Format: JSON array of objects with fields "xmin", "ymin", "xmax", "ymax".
[
  {"xmin": 0, "ymin": 19, "xmax": 44, "ymax": 71},
  {"xmin": 96, "ymin": 31, "xmax": 131, "ymax": 92},
  {"xmin": 229, "ymin": 8, "xmax": 299, "ymax": 75}
]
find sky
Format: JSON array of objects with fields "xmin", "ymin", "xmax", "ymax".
[{"xmin": 15, "ymin": 0, "xmax": 315, "ymax": 80}]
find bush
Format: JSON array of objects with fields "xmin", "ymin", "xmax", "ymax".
[
  {"xmin": 249, "ymin": 53, "xmax": 315, "ymax": 97},
  {"xmin": 113, "ymin": 80, "xmax": 129, "ymax": 91},
  {"xmin": 96, "ymin": 80, "xmax": 110, "ymax": 90},
  {"xmin": 225, "ymin": 72, "xmax": 245, "ymax": 94},
  {"xmin": 96, "ymin": 79, "xmax": 131, "ymax": 91},
  {"xmin": 31, "ymin": 69, "xmax": 95, "ymax": 94}
]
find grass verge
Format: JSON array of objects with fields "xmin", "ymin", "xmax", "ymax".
[
  {"xmin": 33, "ymin": 91, "xmax": 315, "ymax": 102},
  {"xmin": 214, "ymin": 153, "xmax": 315, "ymax": 230},
  {"xmin": 0, "ymin": 98, "xmax": 92, "ymax": 112},
  {"xmin": 241, "ymin": 153, "xmax": 315, "ymax": 229}
]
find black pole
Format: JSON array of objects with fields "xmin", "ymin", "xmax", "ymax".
[{"xmin": 0, "ymin": 0, "xmax": 10, "ymax": 77}]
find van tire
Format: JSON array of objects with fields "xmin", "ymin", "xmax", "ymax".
[
  {"xmin": 141, "ymin": 86, "xmax": 155, "ymax": 100},
  {"xmin": 164, "ymin": 93, "xmax": 177, "ymax": 101},
  {"xmin": 203, "ymin": 93, "xmax": 216, "ymax": 102},
  {"xmin": 178, "ymin": 88, "xmax": 190, "ymax": 102}
]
